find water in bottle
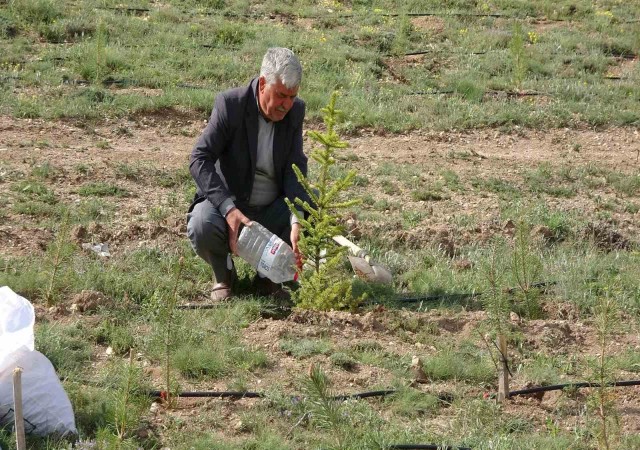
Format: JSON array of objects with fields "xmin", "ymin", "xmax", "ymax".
[{"xmin": 236, "ymin": 222, "xmax": 298, "ymax": 283}]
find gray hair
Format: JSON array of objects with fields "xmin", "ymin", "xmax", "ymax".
[{"xmin": 260, "ymin": 47, "xmax": 302, "ymax": 88}]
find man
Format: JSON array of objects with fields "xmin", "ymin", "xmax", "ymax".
[{"xmin": 187, "ymin": 47, "xmax": 309, "ymax": 301}]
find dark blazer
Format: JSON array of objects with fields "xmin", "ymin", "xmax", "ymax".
[{"xmin": 189, "ymin": 77, "xmax": 309, "ymax": 212}]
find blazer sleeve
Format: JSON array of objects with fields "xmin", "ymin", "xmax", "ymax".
[
  {"xmin": 283, "ymin": 102, "xmax": 311, "ymax": 206},
  {"xmin": 189, "ymin": 94, "xmax": 233, "ymax": 209}
]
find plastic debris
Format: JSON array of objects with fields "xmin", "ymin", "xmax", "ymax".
[{"xmin": 81, "ymin": 242, "xmax": 110, "ymax": 257}]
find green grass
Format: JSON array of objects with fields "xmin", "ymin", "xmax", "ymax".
[
  {"xmin": 77, "ymin": 181, "xmax": 130, "ymax": 197},
  {"xmin": 279, "ymin": 336, "xmax": 333, "ymax": 358},
  {"xmin": 1, "ymin": 2, "xmax": 639, "ymax": 449},
  {"xmin": 0, "ymin": 0, "xmax": 637, "ymax": 130}
]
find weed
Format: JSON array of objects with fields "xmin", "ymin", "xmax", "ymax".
[
  {"xmin": 74, "ymin": 164, "xmax": 91, "ymax": 175},
  {"xmin": 114, "ymin": 163, "xmax": 142, "ymax": 181},
  {"xmin": 623, "ymin": 202, "xmax": 639, "ymax": 214},
  {"xmin": 96, "ymin": 140, "xmax": 111, "ymax": 149},
  {"xmin": 606, "ymin": 172, "xmax": 640, "ymax": 196},
  {"xmin": 11, "ymin": 180, "xmax": 57, "ymax": 204},
  {"xmin": 10, "ymin": 0, "xmax": 60, "ymax": 25},
  {"xmin": 380, "ymin": 179, "xmax": 396, "ymax": 195},
  {"xmin": 280, "ymin": 337, "xmax": 332, "ymax": 358},
  {"xmin": 329, "ymin": 352, "xmax": 357, "ymax": 370},
  {"xmin": 361, "ymin": 193, "xmax": 375, "ymax": 206},
  {"xmin": 372, "ymin": 198, "xmax": 390, "ymax": 211},
  {"xmin": 411, "ymin": 188, "xmax": 447, "ymax": 202},
  {"xmin": 30, "ymin": 161, "xmax": 56, "ymax": 179},
  {"xmin": 148, "ymin": 205, "xmax": 169, "ymax": 223},
  {"xmin": 78, "ymin": 182, "xmax": 129, "ymax": 197},
  {"xmin": 94, "ymin": 320, "xmax": 135, "ymax": 356},
  {"xmin": 441, "ymin": 169, "xmax": 462, "ymax": 191},
  {"xmin": 35, "ymin": 321, "xmax": 93, "ymax": 377},
  {"xmin": 401, "ymin": 210, "xmax": 423, "ymax": 229},
  {"xmin": 471, "ymin": 177, "xmax": 519, "ymax": 196},
  {"xmin": 422, "ymin": 346, "xmax": 494, "ymax": 383},
  {"xmin": 386, "ymin": 388, "xmax": 441, "ymax": 418}
]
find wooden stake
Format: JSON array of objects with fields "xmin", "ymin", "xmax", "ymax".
[
  {"xmin": 13, "ymin": 367, "xmax": 26, "ymax": 450},
  {"xmin": 497, "ymin": 334, "xmax": 509, "ymax": 403}
]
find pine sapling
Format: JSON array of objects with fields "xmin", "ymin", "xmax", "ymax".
[
  {"xmin": 114, "ymin": 349, "xmax": 135, "ymax": 441},
  {"xmin": 509, "ymin": 22, "xmax": 528, "ymax": 90},
  {"xmin": 286, "ymin": 92, "xmax": 361, "ymax": 311},
  {"xmin": 44, "ymin": 212, "xmax": 73, "ymax": 306},
  {"xmin": 588, "ymin": 293, "xmax": 621, "ymax": 450},
  {"xmin": 482, "ymin": 245, "xmax": 511, "ymax": 402},
  {"xmin": 148, "ymin": 256, "xmax": 184, "ymax": 407},
  {"xmin": 511, "ymin": 220, "xmax": 543, "ymax": 318},
  {"xmin": 303, "ymin": 364, "xmax": 345, "ymax": 448}
]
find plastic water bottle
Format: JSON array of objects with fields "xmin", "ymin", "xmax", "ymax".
[{"xmin": 236, "ymin": 222, "xmax": 298, "ymax": 283}]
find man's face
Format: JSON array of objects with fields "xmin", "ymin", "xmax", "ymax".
[{"xmin": 258, "ymin": 76, "xmax": 299, "ymax": 122}]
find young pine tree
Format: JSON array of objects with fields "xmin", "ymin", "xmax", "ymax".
[{"xmin": 286, "ymin": 92, "xmax": 361, "ymax": 311}]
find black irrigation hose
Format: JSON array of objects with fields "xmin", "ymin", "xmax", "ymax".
[
  {"xmin": 508, "ymin": 380, "xmax": 640, "ymax": 398},
  {"xmin": 146, "ymin": 389, "xmax": 399, "ymax": 401},
  {"xmin": 408, "ymin": 90, "xmax": 551, "ymax": 96},
  {"xmin": 332, "ymin": 389, "xmax": 397, "ymax": 401},
  {"xmin": 395, "ymin": 49, "xmax": 637, "ymax": 59},
  {"xmin": 148, "ymin": 379, "xmax": 640, "ymax": 403},
  {"xmin": 148, "ymin": 390, "xmax": 263, "ymax": 399},
  {"xmin": 389, "ymin": 445, "xmax": 471, "ymax": 450},
  {"xmin": 95, "ymin": 5, "xmax": 640, "ymax": 23}
]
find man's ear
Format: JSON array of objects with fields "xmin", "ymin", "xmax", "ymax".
[{"xmin": 258, "ymin": 76, "xmax": 266, "ymax": 93}]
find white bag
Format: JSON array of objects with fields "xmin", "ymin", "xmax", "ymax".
[
  {"xmin": 0, "ymin": 287, "xmax": 77, "ymax": 437},
  {"xmin": 0, "ymin": 349, "xmax": 77, "ymax": 436},
  {"xmin": 0, "ymin": 286, "xmax": 35, "ymax": 367}
]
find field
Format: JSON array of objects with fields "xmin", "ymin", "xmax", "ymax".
[{"xmin": 1, "ymin": 0, "xmax": 640, "ymax": 449}]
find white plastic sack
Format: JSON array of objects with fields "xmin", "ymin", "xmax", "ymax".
[
  {"xmin": 0, "ymin": 348, "xmax": 77, "ymax": 437},
  {"xmin": 0, "ymin": 287, "xmax": 77, "ymax": 436},
  {"xmin": 0, "ymin": 286, "xmax": 34, "ymax": 368}
]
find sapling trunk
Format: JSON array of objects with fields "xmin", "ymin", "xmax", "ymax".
[
  {"xmin": 497, "ymin": 334, "xmax": 509, "ymax": 402},
  {"xmin": 164, "ymin": 257, "xmax": 184, "ymax": 407}
]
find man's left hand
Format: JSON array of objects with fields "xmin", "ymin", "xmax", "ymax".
[{"xmin": 290, "ymin": 223, "xmax": 303, "ymax": 270}]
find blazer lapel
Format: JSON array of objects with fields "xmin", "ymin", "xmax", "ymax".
[{"xmin": 246, "ymin": 78, "xmax": 259, "ymax": 176}]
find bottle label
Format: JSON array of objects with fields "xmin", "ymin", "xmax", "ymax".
[{"xmin": 258, "ymin": 234, "xmax": 283, "ymax": 275}]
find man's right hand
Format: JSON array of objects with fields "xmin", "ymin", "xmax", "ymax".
[{"xmin": 225, "ymin": 207, "xmax": 252, "ymax": 255}]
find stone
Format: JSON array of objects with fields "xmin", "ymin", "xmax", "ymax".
[{"xmin": 410, "ymin": 356, "xmax": 429, "ymax": 385}]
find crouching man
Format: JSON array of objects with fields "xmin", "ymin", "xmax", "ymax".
[{"xmin": 187, "ymin": 47, "xmax": 309, "ymax": 301}]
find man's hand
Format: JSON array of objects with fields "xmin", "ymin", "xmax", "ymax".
[
  {"xmin": 290, "ymin": 223, "xmax": 303, "ymax": 270},
  {"xmin": 225, "ymin": 208, "xmax": 252, "ymax": 255}
]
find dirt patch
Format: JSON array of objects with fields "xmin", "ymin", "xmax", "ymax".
[
  {"xmin": 606, "ymin": 57, "xmax": 638, "ymax": 79},
  {"xmin": 411, "ymin": 16, "xmax": 445, "ymax": 34}
]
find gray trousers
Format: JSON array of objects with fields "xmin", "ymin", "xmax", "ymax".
[{"xmin": 187, "ymin": 196, "xmax": 292, "ymax": 283}]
